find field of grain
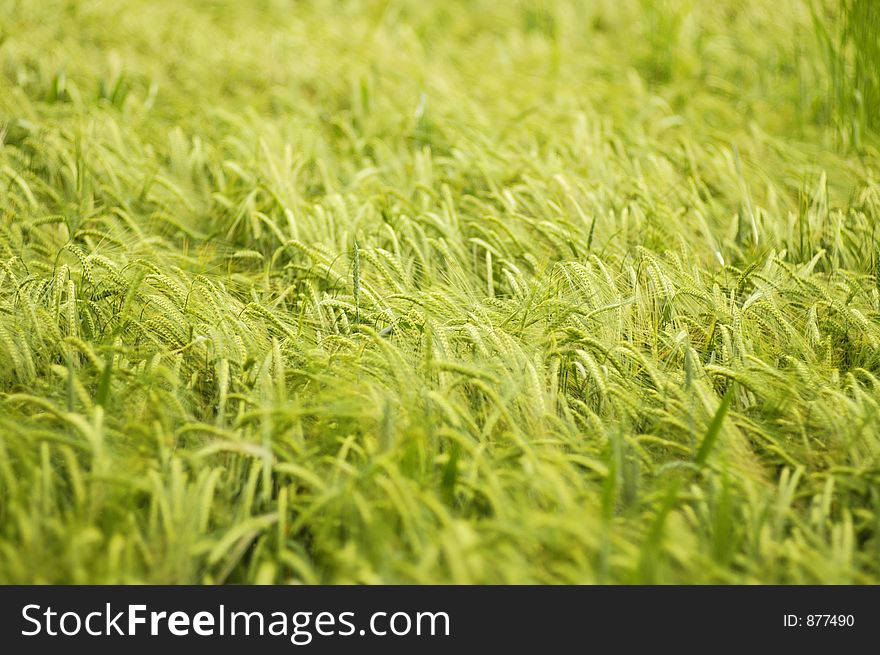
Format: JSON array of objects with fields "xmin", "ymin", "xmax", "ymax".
[{"xmin": 1, "ymin": 0, "xmax": 878, "ymax": 584}]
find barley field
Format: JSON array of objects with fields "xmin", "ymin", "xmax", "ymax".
[{"xmin": 1, "ymin": 0, "xmax": 878, "ymax": 584}]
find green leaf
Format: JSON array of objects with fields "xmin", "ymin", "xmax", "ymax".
[{"xmin": 695, "ymin": 386, "xmax": 735, "ymax": 466}]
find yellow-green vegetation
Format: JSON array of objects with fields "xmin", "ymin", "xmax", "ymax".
[{"xmin": 1, "ymin": 0, "xmax": 878, "ymax": 584}]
